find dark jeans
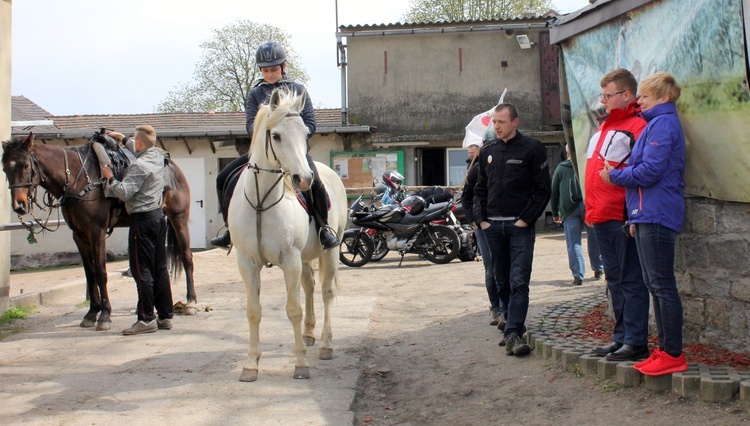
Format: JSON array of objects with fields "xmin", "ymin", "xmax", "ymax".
[
  {"xmin": 129, "ymin": 209, "xmax": 173, "ymax": 322},
  {"xmin": 593, "ymin": 220, "xmax": 649, "ymax": 346},
  {"xmin": 483, "ymin": 220, "xmax": 536, "ymax": 338},
  {"xmin": 635, "ymin": 223, "xmax": 683, "ymax": 356},
  {"xmin": 475, "ymin": 228, "xmax": 503, "ymax": 313}
]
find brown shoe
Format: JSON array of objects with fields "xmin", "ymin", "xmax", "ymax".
[
  {"xmin": 122, "ymin": 320, "xmax": 157, "ymax": 335},
  {"xmin": 489, "ymin": 307, "xmax": 500, "ymax": 326}
]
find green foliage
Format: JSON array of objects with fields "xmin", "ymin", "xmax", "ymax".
[
  {"xmin": 402, "ymin": 0, "xmax": 556, "ymax": 23},
  {"xmin": 156, "ymin": 20, "xmax": 309, "ymax": 113},
  {"xmin": 0, "ymin": 305, "xmax": 36, "ymax": 326}
]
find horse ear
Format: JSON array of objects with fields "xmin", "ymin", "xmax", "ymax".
[
  {"xmin": 21, "ymin": 132, "xmax": 34, "ymax": 151},
  {"xmin": 293, "ymin": 90, "xmax": 307, "ymax": 112},
  {"xmin": 270, "ymin": 89, "xmax": 281, "ymax": 111}
]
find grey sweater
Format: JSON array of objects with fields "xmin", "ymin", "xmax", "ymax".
[{"xmin": 107, "ymin": 145, "xmax": 164, "ymax": 214}]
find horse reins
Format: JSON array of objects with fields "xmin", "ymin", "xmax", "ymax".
[{"xmin": 242, "ymin": 110, "xmax": 301, "ymax": 267}]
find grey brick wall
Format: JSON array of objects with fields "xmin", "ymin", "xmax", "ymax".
[{"xmin": 677, "ymin": 197, "xmax": 750, "ymax": 352}]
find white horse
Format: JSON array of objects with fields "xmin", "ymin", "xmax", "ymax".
[{"xmin": 228, "ymin": 89, "xmax": 348, "ymax": 382}]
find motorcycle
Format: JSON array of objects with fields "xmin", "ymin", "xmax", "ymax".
[{"xmin": 339, "ymin": 195, "xmax": 461, "ymax": 267}]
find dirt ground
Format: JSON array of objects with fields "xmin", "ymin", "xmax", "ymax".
[{"xmin": 2, "ymin": 231, "xmax": 749, "ymax": 425}]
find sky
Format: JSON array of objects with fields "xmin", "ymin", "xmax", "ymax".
[{"xmin": 10, "ymin": 0, "xmax": 590, "ymax": 116}]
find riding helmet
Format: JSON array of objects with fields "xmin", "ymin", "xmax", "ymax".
[
  {"xmin": 374, "ymin": 183, "xmax": 390, "ymax": 196},
  {"xmin": 401, "ymin": 195, "xmax": 426, "ymax": 215},
  {"xmin": 382, "ymin": 171, "xmax": 404, "ymax": 192},
  {"xmin": 255, "ymin": 41, "xmax": 287, "ymax": 68}
]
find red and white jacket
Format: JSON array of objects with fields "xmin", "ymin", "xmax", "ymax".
[{"xmin": 584, "ymin": 102, "xmax": 646, "ymax": 224}]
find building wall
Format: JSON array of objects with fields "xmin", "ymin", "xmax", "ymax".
[
  {"xmin": 346, "ymin": 27, "xmax": 548, "ymax": 135},
  {"xmin": 1, "ymin": 0, "xmax": 11, "ymax": 311},
  {"xmin": 678, "ymin": 197, "xmax": 750, "ymax": 351},
  {"xmin": 9, "ymin": 133, "xmax": 346, "ymax": 269}
]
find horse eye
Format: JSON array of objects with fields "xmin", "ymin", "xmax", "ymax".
[{"xmin": 272, "ymin": 133, "xmax": 282, "ymax": 143}]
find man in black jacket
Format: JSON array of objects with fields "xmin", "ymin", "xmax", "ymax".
[{"xmin": 473, "ymin": 103, "xmax": 551, "ymax": 356}]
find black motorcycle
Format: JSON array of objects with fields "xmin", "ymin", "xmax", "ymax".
[{"xmin": 339, "ymin": 195, "xmax": 460, "ymax": 267}]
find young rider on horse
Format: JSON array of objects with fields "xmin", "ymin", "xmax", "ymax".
[{"xmin": 211, "ymin": 41, "xmax": 339, "ymax": 250}]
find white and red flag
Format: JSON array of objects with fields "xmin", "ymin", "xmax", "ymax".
[{"xmin": 462, "ymin": 89, "xmax": 507, "ymax": 148}]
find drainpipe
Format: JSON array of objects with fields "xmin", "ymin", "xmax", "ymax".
[{"xmin": 337, "ymin": 35, "xmax": 348, "ymax": 127}]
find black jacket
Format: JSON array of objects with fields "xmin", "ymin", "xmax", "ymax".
[
  {"xmin": 244, "ymin": 76, "xmax": 316, "ymax": 142},
  {"xmin": 473, "ymin": 131, "xmax": 551, "ymax": 226},
  {"xmin": 461, "ymin": 161, "xmax": 479, "ymax": 224}
]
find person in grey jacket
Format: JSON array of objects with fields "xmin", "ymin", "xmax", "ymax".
[{"xmin": 103, "ymin": 125, "xmax": 174, "ymax": 335}]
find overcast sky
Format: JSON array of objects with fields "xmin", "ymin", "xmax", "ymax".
[{"xmin": 11, "ymin": 0, "xmax": 589, "ymax": 116}]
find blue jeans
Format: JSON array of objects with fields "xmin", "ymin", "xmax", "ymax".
[
  {"xmin": 635, "ymin": 223, "xmax": 683, "ymax": 356},
  {"xmin": 563, "ymin": 203, "xmax": 603, "ymax": 279},
  {"xmin": 475, "ymin": 228, "xmax": 504, "ymax": 314},
  {"xmin": 483, "ymin": 220, "xmax": 536, "ymax": 338},
  {"xmin": 593, "ymin": 221, "xmax": 649, "ymax": 346}
]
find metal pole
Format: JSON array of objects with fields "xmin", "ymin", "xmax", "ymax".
[{"xmin": 0, "ymin": 219, "xmax": 67, "ymax": 231}]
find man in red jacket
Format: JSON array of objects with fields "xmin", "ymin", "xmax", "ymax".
[{"xmin": 584, "ymin": 69, "xmax": 650, "ymax": 361}]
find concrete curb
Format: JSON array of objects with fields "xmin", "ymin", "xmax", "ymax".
[
  {"xmin": 527, "ymin": 291, "xmax": 750, "ymax": 403},
  {"xmin": 9, "ymin": 271, "xmax": 122, "ymax": 308}
]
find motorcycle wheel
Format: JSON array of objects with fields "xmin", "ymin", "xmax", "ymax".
[
  {"xmin": 423, "ymin": 225, "xmax": 460, "ymax": 264},
  {"xmin": 339, "ymin": 230, "xmax": 374, "ymax": 267},
  {"xmin": 370, "ymin": 233, "xmax": 390, "ymax": 261}
]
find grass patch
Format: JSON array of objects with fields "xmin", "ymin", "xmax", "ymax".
[
  {"xmin": 76, "ymin": 300, "xmax": 90, "ymax": 309},
  {"xmin": 0, "ymin": 305, "xmax": 37, "ymax": 326}
]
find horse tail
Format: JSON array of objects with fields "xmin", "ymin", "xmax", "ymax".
[{"xmin": 165, "ymin": 216, "xmax": 183, "ymax": 280}]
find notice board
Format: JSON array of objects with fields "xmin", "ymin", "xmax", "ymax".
[{"xmin": 330, "ymin": 150, "xmax": 404, "ymax": 188}]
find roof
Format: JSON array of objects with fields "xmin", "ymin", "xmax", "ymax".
[
  {"xmin": 10, "ymin": 98, "xmax": 371, "ymax": 140},
  {"xmin": 10, "ymin": 96, "xmax": 52, "ymax": 121},
  {"xmin": 549, "ymin": 0, "xmax": 655, "ymax": 44},
  {"xmin": 338, "ymin": 14, "xmax": 555, "ymax": 32}
]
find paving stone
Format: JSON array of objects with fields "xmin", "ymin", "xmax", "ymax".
[
  {"xmin": 672, "ymin": 365, "xmax": 704, "ymax": 398},
  {"xmin": 616, "ymin": 362, "xmax": 642, "ymax": 387},
  {"xmin": 740, "ymin": 380, "xmax": 750, "ymax": 408},
  {"xmin": 598, "ymin": 358, "xmax": 619, "ymax": 380},
  {"xmin": 644, "ymin": 373, "xmax": 672, "ymax": 392},
  {"xmin": 562, "ymin": 349, "xmax": 585, "ymax": 372},
  {"xmin": 541, "ymin": 340, "xmax": 557, "ymax": 360},
  {"xmin": 701, "ymin": 376, "xmax": 740, "ymax": 403},
  {"xmin": 579, "ymin": 354, "xmax": 601, "ymax": 376}
]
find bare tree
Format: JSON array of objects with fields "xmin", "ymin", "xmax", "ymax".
[
  {"xmin": 403, "ymin": 0, "xmax": 555, "ymax": 22},
  {"xmin": 156, "ymin": 20, "xmax": 309, "ymax": 113}
]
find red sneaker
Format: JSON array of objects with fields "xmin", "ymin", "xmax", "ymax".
[
  {"xmin": 634, "ymin": 348, "xmax": 662, "ymax": 371},
  {"xmin": 638, "ymin": 351, "xmax": 687, "ymax": 376}
]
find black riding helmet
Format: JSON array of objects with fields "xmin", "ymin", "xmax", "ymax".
[
  {"xmin": 256, "ymin": 41, "xmax": 287, "ymax": 68},
  {"xmin": 401, "ymin": 195, "xmax": 426, "ymax": 215}
]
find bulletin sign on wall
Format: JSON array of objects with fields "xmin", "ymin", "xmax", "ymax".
[{"xmin": 330, "ymin": 150, "xmax": 404, "ymax": 188}]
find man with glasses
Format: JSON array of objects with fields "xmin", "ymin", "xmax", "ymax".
[{"xmin": 584, "ymin": 69, "xmax": 650, "ymax": 362}]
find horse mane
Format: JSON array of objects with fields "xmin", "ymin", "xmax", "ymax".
[
  {"xmin": 250, "ymin": 89, "xmax": 303, "ymax": 156},
  {"xmin": 1, "ymin": 136, "xmax": 27, "ymax": 163}
]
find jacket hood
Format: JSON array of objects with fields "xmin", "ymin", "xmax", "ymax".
[{"xmin": 602, "ymin": 100, "xmax": 641, "ymax": 122}]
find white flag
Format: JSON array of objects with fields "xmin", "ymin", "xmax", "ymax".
[{"xmin": 462, "ymin": 89, "xmax": 507, "ymax": 148}]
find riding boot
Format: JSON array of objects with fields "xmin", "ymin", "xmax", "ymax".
[
  {"xmin": 210, "ymin": 193, "xmax": 232, "ymax": 248},
  {"xmin": 310, "ymin": 180, "xmax": 339, "ymax": 250}
]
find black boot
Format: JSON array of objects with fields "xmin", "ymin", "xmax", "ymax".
[
  {"xmin": 211, "ymin": 231, "xmax": 231, "ymax": 248},
  {"xmin": 310, "ymin": 184, "xmax": 339, "ymax": 250},
  {"xmin": 211, "ymin": 188, "xmax": 232, "ymax": 248}
]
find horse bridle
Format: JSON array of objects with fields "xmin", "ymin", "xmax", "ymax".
[{"xmin": 242, "ymin": 110, "xmax": 305, "ymax": 267}]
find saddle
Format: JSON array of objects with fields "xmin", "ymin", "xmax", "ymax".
[
  {"xmin": 90, "ymin": 133, "xmax": 135, "ymax": 181},
  {"xmin": 223, "ymin": 165, "xmax": 330, "ymax": 218}
]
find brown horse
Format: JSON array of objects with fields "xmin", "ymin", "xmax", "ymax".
[{"xmin": 1, "ymin": 132, "xmax": 197, "ymax": 330}]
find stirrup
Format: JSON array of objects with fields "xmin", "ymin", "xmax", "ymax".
[{"xmin": 318, "ymin": 225, "xmax": 339, "ymax": 250}]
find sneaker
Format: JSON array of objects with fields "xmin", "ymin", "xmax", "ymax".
[
  {"xmin": 572, "ymin": 277, "xmax": 583, "ymax": 286},
  {"xmin": 594, "ymin": 270, "xmax": 604, "ymax": 280},
  {"xmin": 505, "ymin": 333, "xmax": 531, "ymax": 356},
  {"xmin": 638, "ymin": 351, "xmax": 687, "ymax": 376},
  {"xmin": 157, "ymin": 318, "xmax": 173, "ymax": 330},
  {"xmin": 489, "ymin": 307, "xmax": 500, "ymax": 326},
  {"xmin": 122, "ymin": 320, "xmax": 157, "ymax": 335},
  {"xmin": 634, "ymin": 348, "xmax": 662, "ymax": 370}
]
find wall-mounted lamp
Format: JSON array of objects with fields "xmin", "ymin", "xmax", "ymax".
[{"xmin": 516, "ymin": 34, "xmax": 535, "ymax": 49}]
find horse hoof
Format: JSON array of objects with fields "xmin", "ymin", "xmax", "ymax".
[
  {"xmin": 293, "ymin": 366, "xmax": 310, "ymax": 379},
  {"xmin": 319, "ymin": 348, "xmax": 334, "ymax": 360},
  {"xmin": 96, "ymin": 321, "xmax": 112, "ymax": 331},
  {"xmin": 239, "ymin": 368, "xmax": 258, "ymax": 382},
  {"xmin": 303, "ymin": 336, "xmax": 316, "ymax": 347},
  {"xmin": 80, "ymin": 318, "xmax": 96, "ymax": 328}
]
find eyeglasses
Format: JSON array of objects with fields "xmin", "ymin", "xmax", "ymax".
[{"xmin": 600, "ymin": 90, "xmax": 626, "ymax": 101}]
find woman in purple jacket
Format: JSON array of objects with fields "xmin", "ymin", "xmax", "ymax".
[{"xmin": 601, "ymin": 72, "xmax": 687, "ymax": 376}]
